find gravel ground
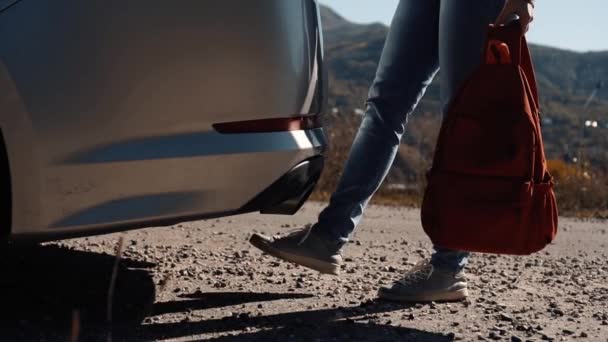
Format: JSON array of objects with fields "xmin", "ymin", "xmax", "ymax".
[{"xmin": 1, "ymin": 202, "xmax": 606, "ymax": 341}]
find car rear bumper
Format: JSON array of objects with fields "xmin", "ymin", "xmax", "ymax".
[
  {"xmin": 8, "ymin": 154, "xmax": 325, "ymax": 243},
  {"xmin": 240, "ymin": 155, "xmax": 324, "ymax": 215}
]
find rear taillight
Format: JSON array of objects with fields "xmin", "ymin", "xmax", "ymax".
[{"xmin": 212, "ymin": 115, "xmax": 322, "ymax": 134}]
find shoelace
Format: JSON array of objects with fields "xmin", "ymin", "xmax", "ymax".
[{"xmin": 398, "ymin": 261, "xmax": 434, "ymax": 286}]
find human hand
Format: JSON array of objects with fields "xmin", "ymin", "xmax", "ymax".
[{"xmin": 495, "ymin": 0, "xmax": 535, "ymax": 33}]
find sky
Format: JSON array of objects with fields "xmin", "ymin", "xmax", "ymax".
[{"xmin": 320, "ymin": 0, "xmax": 608, "ymax": 52}]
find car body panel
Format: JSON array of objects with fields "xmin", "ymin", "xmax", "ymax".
[{"xmin": 0, "ymin": 0, "xmax": 326, "ymax": 238}]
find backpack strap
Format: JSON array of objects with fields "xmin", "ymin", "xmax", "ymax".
[
  {"xmin": 485, "ymin": 21, "xmax": 523, "ymax": 65},
  {"xmin": 520, "ymin": 37, "xmax": 540, "ymax": 112},
  {"xmin": 485, "ymin": 20, "xmax": 540, "ymax": 112}
]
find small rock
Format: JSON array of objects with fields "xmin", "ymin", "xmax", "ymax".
[
  {"xmin": 488, "ymin": 331, "xmax": 501, "ymax": 340},
  {"xmin": 500, "ymin": 313, "xmax": 513, "ymax": 322},
  {"xmin": 541, "ymin": 334, "xmax": 555, "ymax": 341},
  {"xmin": 562, "ymin": 329, "xmax": 574, "ymax": 335},
  {"xmin": 446, "ymin": 332, "xmax": 464, "ymax": 340}
]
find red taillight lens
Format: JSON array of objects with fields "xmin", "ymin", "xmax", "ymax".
[{"xmin": 212, "ymin": 115, "xmax": 322, "ymax": 134}]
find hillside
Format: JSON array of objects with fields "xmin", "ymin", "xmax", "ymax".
[{"xmin": 321, "ymin": 6, "xmax": 608, "ymax": 102}]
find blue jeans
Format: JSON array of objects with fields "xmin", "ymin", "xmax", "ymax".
[{"xmin": 315, "ymin": 0, "xmax": 507, "ymax": 272}]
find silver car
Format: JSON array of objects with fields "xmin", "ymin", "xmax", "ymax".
[{"xmin": 0, "ymin": 0, "xmax": 326, "ymax": 242}]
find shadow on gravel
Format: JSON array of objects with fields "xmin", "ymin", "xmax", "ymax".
[
  {"xmin": 0, "ymin": 243, "xmax": 156, "ymax": 341},
  {"xmin": 0, "ymin": 244, "xmax": 451, "ymax": 342},
  {"xmin": 141, "ymin": 293, "xmax": 450, "ymax": 342},
  {"xmin": 153, "ymin": 291, "xmax": 315, "ymax": 316}
]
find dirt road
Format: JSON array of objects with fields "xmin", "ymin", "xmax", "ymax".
[{"xmin": 1, "ymin": 203, "xmax": 606, "ymax": 341}]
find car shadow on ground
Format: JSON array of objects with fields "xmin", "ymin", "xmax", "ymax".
[
  {"xmin": 140, "ymin": 291, "xmax": 452, "ymax": 342},
  {"xmin": 0, "ymin": 245, "xmax": 451, "ymax": 341},
  {"xmin": 0, "ymin": 243, "xmax": 156, "ymax": 341}
]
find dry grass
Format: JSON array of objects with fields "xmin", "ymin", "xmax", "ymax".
[
  {"xmin": 313, "ymin": 114, "xmax": 608, "ymax": 218},
  {"xmin": 547, "ymin": 160, "xmax": 608, "ymax": 218}
]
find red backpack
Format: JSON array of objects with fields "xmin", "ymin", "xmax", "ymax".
[{"xmin": 421, "ymin": 22, "xmax": 558, "ymax": 255}]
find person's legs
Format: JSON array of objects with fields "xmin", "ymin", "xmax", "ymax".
[
  {"xmin": 250, "ymin": 0, "xmax": 507, "ymax": 291},
  {"xmin": 428, "ymin": 0, "xmax": 507, "ymax": 273},
  {"xmin": 249, "ymin": 0, "xmax": 441, "ymax": 275},
  {"xmin": 315, "ymin": 0, "xmax": 441, "ymax": 244}
]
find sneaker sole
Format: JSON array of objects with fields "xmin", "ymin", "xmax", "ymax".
[
  {"xmin": 249, "ymin": 234, "xmax": 340, "ymax": 275},
  {"xmin": 377, "ymin": 288, "xmax": 469, "ymax": 303}
]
